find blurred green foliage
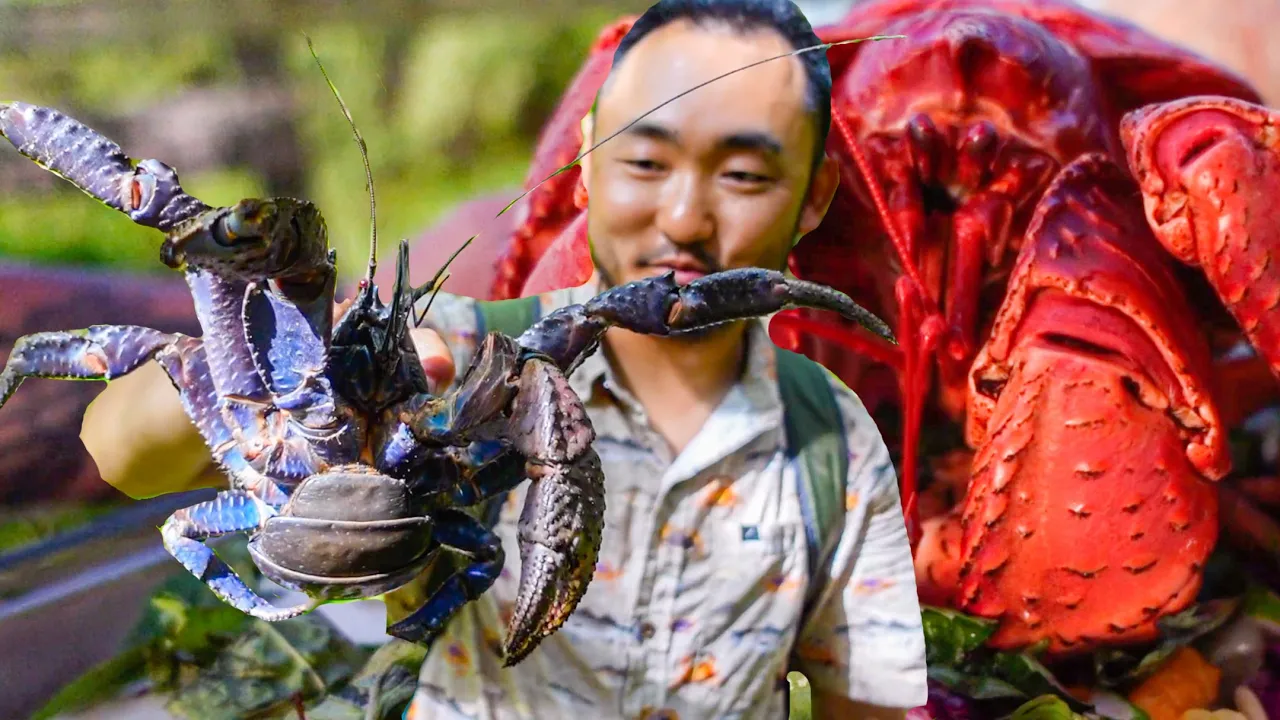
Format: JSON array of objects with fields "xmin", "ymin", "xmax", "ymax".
[{"xmin": 0, "ymin": 1, "xmax": 646, "ymax": 282}]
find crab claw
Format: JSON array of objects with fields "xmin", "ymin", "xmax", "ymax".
[
  {"xmin": 1123, "ymin": 95, "xmax": 1280, "ymax": 382},
  {"xmin": 502, "ymin": 356, "xmax": 605, "ymax": 665},
  {"xmin": 958, "ymin": 154, "xmax": 1225, "ymax": 655}
]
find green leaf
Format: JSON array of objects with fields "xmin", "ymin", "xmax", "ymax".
[
  {"xmin": 1010, "ymin": 695, "xmax": 1086, "ymax": 720},
  {"xmin": 304, "ymin": 640, "xmax": 429, "ymax": 720},
  {"xmin": 927, "ymin": 666, "xmax": 1025, "ymax": 700},
  {"xmin": 922, "ymin": 605, "xmax": 999, "ymax": 666},
  {"xmin": 27, "ymin": 647, "xmax": 147, "ymax": 720},
  {"xmin": 920, "ymin": 605, "xmax": 1092, "ymax": 714},
  {"xmin": 1243, "ymin": 582, "xmax": 1280, "ymax": 626},
  {"xmin": 162, "ymin": 614, "xmax": 370, "ymax": 719},
  {"xmin": 787, "ymin": 671, "xmax": 813, "ymax": 720}
]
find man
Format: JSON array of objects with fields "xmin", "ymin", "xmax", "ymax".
[{"xmin": 80, "ymin": 1, "xmax": 928, "ymax": 717}]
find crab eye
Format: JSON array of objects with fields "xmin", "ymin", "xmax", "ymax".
[{"xmin": 219, "ymin": 202, "xmax": 275, "ymax": 246}]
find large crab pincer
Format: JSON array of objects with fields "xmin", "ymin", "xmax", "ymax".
[{"xmin": 0, "ymin": 101, "xmax": 893, "ymax": 665}]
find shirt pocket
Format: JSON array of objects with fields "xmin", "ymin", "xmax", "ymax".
[
  {"xmin": 694, "ymin": 519, "xmax": 809, "ymax": 635},
  {"xmin": 670, "ymin": 520, "xmax": 807, "ymax": 715}
]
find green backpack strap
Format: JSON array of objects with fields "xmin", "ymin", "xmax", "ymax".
[
  {"xmin": 474, "ymin": 296, "xmax": 542, "ymax": 338},
  {"xmin": 774, "ymin": 347, "xmax": 850, "ymax": 606}
]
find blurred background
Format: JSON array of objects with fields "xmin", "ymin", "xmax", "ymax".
[{"xmin": 0, "ymin": 0, "xmax": 1278, "ymax": 717}]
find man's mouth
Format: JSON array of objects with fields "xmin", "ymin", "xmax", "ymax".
[{"xmin": 649, "ymin": 257, "xmax": 711, "ymax": 285}]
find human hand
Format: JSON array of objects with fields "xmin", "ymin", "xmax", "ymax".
[{"xmin": 410, "ymin": 327, "xmax": 456, "ymax": 393}]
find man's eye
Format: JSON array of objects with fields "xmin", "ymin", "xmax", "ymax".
[
  {"xmin": 622, "ymin": 159, "xmax": 664, "ymax": 172},
  {"xmin": 724, "ymin": 170, "xmax": 772, "ymax": 184}
]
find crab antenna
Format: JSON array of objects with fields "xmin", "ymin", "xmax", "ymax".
[
  {"xmin": 489, "ymin": 33, "xmax": 905, "ymax": 221},
  {"xmin": 413, "ymin": 234, "xmax": 477, "ymax": 327},
  {"xmin": 305, "ymin": 33, "xmax": 379, "ymax": 285}
]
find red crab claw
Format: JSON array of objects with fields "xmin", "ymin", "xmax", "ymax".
[
  {"xmin": 943, "ymin": 154, "xmax": 1227, "ymax": 655},
  {"xmin": 490, "ymin": 17, "xmax": 636, "ymax": 300},
  {"xmin": 1123, "ymin": 96, "xmax": 1280, "ymax": 382}
]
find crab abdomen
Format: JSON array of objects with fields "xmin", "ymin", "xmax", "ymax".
[{"xmin": 251, "ymin": 465, "xmax": 435, "ymax": 593}]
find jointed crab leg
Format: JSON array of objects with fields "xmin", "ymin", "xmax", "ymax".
[
  {"xmin": 0, "ymin": 325, "xmax": 181, "ymax": 407},
  {"xmin": 0, "ymin": 102, "xmax": 210, "ymax": 232},
  {"xmin": 0, "ymin": 102, "xmax": 350, "ymax": 473},
  {"xmin": 500, "ymin": 357, "xmax": 603, "ymax": 666},
  {"xmin": 385, "ymin": 509, "xmax": 505, "ymax": 648},
  {"xmin": 161, "ymin": 490, "xmax": 315, "ymax": 621},
  {"xmin": 396, "ymin": 331, "xmax": 605, "ymax": 665},
  {"xmin": 418, "ymin": 268, "xmax": 894, "ymax": 665}
]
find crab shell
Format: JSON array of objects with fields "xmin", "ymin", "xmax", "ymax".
[
  {"xmin": 488, "ymin": 0, "xmax": 1275, "ymax": 657},
  {"xmin": 250, "ymin": 464, "xmax": 438, "ymax": 602}
]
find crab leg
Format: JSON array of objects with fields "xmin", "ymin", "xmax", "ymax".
[
  {"xmin": 151, "ymin": 338, "xmax": 290, "ymax": 506},
  {"xmin": 0, "ymin": 102, "xmax": 209, "ymax": 232},
  {"xmin": 517, "ymin": 268, "xmax": 894, "ymax": 374},
  {"xmin": 385, "ymin": 509, "xmax": 505, "ymax": 648},
  {"xmin": 161, "ymin": 491, "xmax": 315, "ymax": 621},
  {"xmin": 0, "ymin": 325, "xmax": 181, "ymax": 407},
  {"xmin": 0, "ymin": 102, "xmax": 348, "ymax": 472},
  {"xmin": 496, "ymin": 352, "xmax": 605, "ymax": 667},
  {"xmin": 0, "ymin": 104, "xmax": 265, "ymax": 397},
  {"xmin": 407, "ymin": 328, "xmax": 603, "ymax": 665}
]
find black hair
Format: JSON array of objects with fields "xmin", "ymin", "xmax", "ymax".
[{"xmin": 598, "ymin": 0, "xmax": 832, "ymax": 171}]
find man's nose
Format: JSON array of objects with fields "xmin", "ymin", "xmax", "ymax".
[{"xmin": 656, "ymin": 173, "xmax": 714, "ymax": 245}]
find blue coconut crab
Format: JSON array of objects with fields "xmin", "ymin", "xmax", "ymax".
[{"xmin": 0, "ymin": 67, "xmax": 893, "ymax": 664}]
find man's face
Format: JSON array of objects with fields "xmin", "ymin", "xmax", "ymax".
[{"xmin": 583, "ymin": 18, "xmax": 839, "ymax": 288}]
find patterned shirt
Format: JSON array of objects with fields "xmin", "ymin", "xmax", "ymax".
[{"xmin": 402, "ymin": 277, "xmax": 927, "ymax": 720}]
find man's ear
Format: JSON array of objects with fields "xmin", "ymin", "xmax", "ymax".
[{"xmin": 797, "ymin": 153, "xmax": 839, "ymax": 238}]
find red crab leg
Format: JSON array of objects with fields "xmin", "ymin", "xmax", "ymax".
[
  {"xmin": 954, "ymin": 154, "xmax": 1227, "ymax": 654},
  {"xmin": 829, "ymin": 109, "xmax": 947, "ymax": 548}
]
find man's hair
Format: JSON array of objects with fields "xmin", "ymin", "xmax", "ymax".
[{"xmin": 599, "ymin": 0, "xmax": 832, "ymax": 171}]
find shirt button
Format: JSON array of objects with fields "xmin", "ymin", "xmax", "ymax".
[{"xmin": 638, "ymin": 621, "xmax": 656, "ymax": 639}]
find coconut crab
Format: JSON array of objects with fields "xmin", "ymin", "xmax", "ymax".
[
  {"xmin": 485, "ymin": 0, "xmax": 1280, "ymax": 658},
  {"xmin": 0, "ymin": 81, "xmax": 893, "ymax": 666}
]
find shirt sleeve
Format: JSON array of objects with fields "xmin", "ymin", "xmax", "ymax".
[{"xmin": 790, "ymin": 383, "xmax": 929, "ymax": 709}]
